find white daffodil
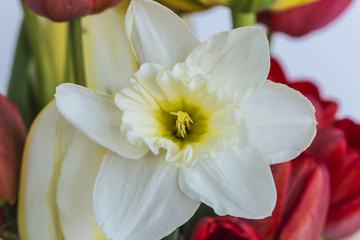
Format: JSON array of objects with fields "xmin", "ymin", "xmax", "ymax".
[{"xmin": 55, "ymin": 0, "xmax": 317, "ymax": 239}]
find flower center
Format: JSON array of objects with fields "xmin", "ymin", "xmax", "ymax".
[
  {"xmin": 156, "ymin": 102, "xmax": 209, "ymax": 150},
  {"xmin": 170, "ymin": 111, "xmax": 193, "ymax": 139}
]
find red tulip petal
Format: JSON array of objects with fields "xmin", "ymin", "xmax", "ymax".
[
  {"xmin": 330, "ymin": 150, "xmax": 360, "ymax": 206},
  {"xmin": 324, "ymin": 195, "xmax": 360, "ymax": 239},
  {"xmin": 258, "ymin": 0, "xmax": 353, "ymax": 37},
  {"xmin": 268, "ymin": 58, "xmax": 338, "ymax": 128},
  {"xmin": 268, "ymin": 58, "xmax": 287, "ymax": 84},
  {"xmin": 0, "ymin": 94, "xmax": 26, "ymax": 203},
  {"xmin": 280, "ymin": 163, "xmax": 330, "ymax": 240},
  {"xmin": 282, "ymin": 153, "xmax": 318, "ymax": 214},
  {"xmin": 335, "ymin": 119, "xmax": 360, "ymax": 150},
  {"xmin": 23, "ymin": 0, "xmax": 122, "ymax": 21},
  {"xmin": 309, "ymin": 127, "xmax": 347, "ymax": 188},
  {"xmin": 245, "ymin": 161, "xmax": 292, "ymax": 239},
  {"xmin": 191, "ymin": 217, "xmax": 217, "ymax": 240},
  {"xmin": 321, "ymin": 119, "xmax": 360, "ymax": 238},
  {"xmin": 191, "ymin": 216, "xmax": 262, "ymax": 240},
  {"xmin": 290, "ymin": 81, "xmax": 320, "ymax": 99}
]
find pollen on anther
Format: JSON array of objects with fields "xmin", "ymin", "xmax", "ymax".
[{"xmin": 170, "ymin": 111, "xmax": 193, "ymax": 139}]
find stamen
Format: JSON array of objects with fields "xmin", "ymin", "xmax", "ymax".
[{"xmin": 170, "ymin": 111, "xmax": 193, "ymax": 138}]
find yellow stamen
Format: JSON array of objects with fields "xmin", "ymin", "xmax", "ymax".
[{"xmin": 170, "ymin": 111, "xmax": 193, "ymax": 138}]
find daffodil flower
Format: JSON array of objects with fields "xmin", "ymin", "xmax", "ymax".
[{"xmin": 55, "ymin": 0, "xmax": 316, "ymax": 239}]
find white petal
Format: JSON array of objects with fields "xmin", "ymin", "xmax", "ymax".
[
  {"xmin": 18, "ymin": 102, "xmax": 62, "ymax": 240},
  {"xmin": 238, "ymin": 81, "xmax": 317, "ymax": 164},
  {"xmin": 114, "ymin": 65, "xmax": 163, "ymax": 113},
  {"xmin": 185, "ymin": 27, "xmax": 269, "ymax": 98},
  {"xmin": 131, "ymin": 62, "xmax": 168, "ymax": 102},
  {"xmin": 125, "ymin": 0, "xmax": 199, "ymax": 69},
  {"xmin": 114, "ymin": 76, "xmax": 163, "ymax": 147},
  {"xmin": 83, "ymin": 2, "xmax": 137, "ymax": 94},
  {"xmin": 93, "ymin": 151, "xmax": 200, "ymax": 240},
  {"xmin": 57, "ymin": 130, "xmax": 107, "ymax": 240},
  {"xmin": 179, "ymin": 145, "xmax": 276, "ymax": 219},
  {"xmin": 55, "ymin": 83, "xmax": 149, "ymax": 159}
]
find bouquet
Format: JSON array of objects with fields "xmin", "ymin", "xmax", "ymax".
[{"xmin": 0, "ymin": 0, "xmax": 358, "ymax": 239}]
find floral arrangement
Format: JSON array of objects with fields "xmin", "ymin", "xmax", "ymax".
[{"xmin": 0, "ymin": 0, "xmax": 357, "ymax": 240}]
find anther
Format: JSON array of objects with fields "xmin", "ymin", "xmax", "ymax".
[{"xmin": 170, "ymin": 111, "xmax": 193, "ymax": 138}]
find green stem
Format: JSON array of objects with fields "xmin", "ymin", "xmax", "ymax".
[
  {"xmin": 22, "ymin": 4, "xmax": 56, "ymax": 108},
  {"xmin": 231, "ymin": 11, "xmax": 256, "ymax": 28},
  {"xmin": 69, "ymin": 18, "xmax": 86, "ymax": 86},
  {"xmin": 65, "ymin": 26, "xmax": 75, "ymax": 84},
  {"xmin": 267, "ymin": 28, "xmax": 273, "ymax": 46},
  {"xmin": 6, "ymin": 20, "xmax": 37, "ymax": 128}
]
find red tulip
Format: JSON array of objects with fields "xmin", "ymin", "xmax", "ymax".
[
  {"xmin": 0, "ymin": 94, "xmax": 26, "ymax": 204},
  {"xmin": 191, "ymin": 154, "xmax": 330, "ymax": 240},
  {"xmin": 258, "ymin": 0, "xmax": 353, "ymax": 37},
  {"xmin": 191, "ymin": 216, "xmax": 262, "ymax": 240},
  {"xmin": 244, "ymin": 154, "xmax": 330, "ymax": 240},
  {"xmin": 23, "ymin": 0, "xmax": 122, "ymax": 21},
  {"xmin": 309, "ymin": 119, "xmax": 360, "ymax": 239}
]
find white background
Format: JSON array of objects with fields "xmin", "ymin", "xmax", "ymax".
[{"xmin": 1, "ymin": 0, "xmax": 360, "ymax": 119}]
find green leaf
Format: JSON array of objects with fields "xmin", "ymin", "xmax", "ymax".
[
  {"xmin": 229, "ymin": 0, "xmax": 277, "ymax": 12},
  {"xmin": 7, "ymin": 20, "xmax": 38, "ymax": 129}
]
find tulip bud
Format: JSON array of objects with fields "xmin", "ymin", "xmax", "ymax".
[
  {"xmin": 258, "ymin": 0, "xmax": 353, "ymax": 37},
  {"xmin": 0, "ymin": 94, "xmax": 26, "ymax": 204},
  {"xmin": 23, "ymin": 0, "xmax": 123, "ymax": 21}
]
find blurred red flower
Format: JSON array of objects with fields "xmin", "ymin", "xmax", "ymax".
[
  {"xmin": 23, "ymin": 0, "xmax": 122, "ymax": 21},
  {"xmin": 191, "ymin": 216, "xmax": 261, "ymax": 240},
  {"xmin": 309, "ymin": 119, "xmax": 360, "ymax": 239},
  {"xmin": 0, "ymin": 94, "xmax": 26, "ymax": 204},
  {"xmin": 258, "ymin": 0, "xmax": 353, "ymax": 37},
  {"xmin": 244, "ymin": 153, "xmax": 330, "ymax": 240}
]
